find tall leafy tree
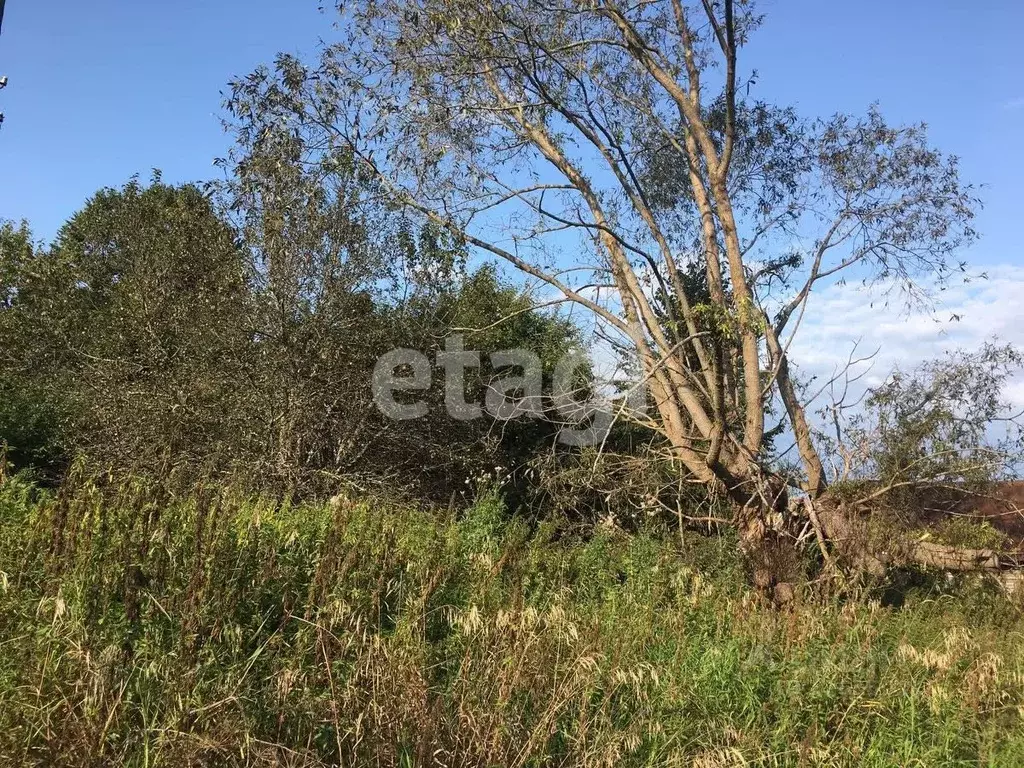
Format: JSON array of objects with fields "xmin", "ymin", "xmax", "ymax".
[
  {"xmin": 0, "ymin": 221, "xmax": 70, "ymax": 475},
  {"xmin": 1, "ymin": 178, "xmax": 250, "ymax": 472},
  {"xmin": 222, "ymin": 0, "xmax": 998, "ymax": 580}
]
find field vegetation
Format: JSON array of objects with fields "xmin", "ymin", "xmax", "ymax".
[
  {"xmin": 2, "ymin": 1, "xmax": 1024, "ymax": 765},
  {"xmin": 1, "ymin": 472, "xmax": 1023, "ymax": 766}
]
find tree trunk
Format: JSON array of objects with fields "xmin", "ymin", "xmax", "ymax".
[{"xmin": 811, "ymin": 494, "xmax": 1024, "ymax": 590}]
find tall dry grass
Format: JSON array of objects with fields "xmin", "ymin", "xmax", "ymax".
[{"xmin": 1, "ymin": 471, "xmax": 1023, "ymax": 766}]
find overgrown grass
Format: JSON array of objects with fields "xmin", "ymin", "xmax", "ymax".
[{"xmin": 1, "ymin": 474, "xmax": 1023, "ymax": 766}]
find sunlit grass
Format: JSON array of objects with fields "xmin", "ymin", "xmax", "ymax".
[{"xmin": 1, "ymin": 473, "xmax": 1022, "ymax": 766}]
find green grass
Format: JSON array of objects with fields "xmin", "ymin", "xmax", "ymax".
[{"xmin": 1, "ymin": 474, "xmax": 1023, "ymax": 766}]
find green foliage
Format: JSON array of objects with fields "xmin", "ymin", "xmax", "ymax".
[
  {"xmin": 0, "ymin": 172, "xmax": 581, "ymax": 499},
  {"xmin": 1, "ymin": 475, "xmax": 1023, "ymax": 766},
  {"xmin": 0, "ymin": 222, "xmax": 71, "ymax": 475},
  {"xmin": 830, "ymin": 343, "xmax": 1024, "ymax": 504},
  {"xmin": 867, "ymin": 343, "xmax": 1023, "ymax": 485},
  {"xmin": 929, "ymin": 517, "xmax": 1010, "ymax": 551},
  {"xmin": 0, "ymin": 179, "xmax": 250, "ymax": 474},
  {"xmin": 0, "ymin": 382, "xmax": 68, "ymax": 476}
]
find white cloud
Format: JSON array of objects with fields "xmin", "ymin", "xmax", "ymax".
[
  {"xmin": 530, "ymin": 259, "xmax": 1024, "ymax": 417},
  {"xmin": 787, "ymin": 264, "xmax": 1024, "ymax": 409}
]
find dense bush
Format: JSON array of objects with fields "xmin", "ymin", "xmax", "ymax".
[{"xmin": 0, "ymin": 177, "xmax": 581, "ymax": 500}]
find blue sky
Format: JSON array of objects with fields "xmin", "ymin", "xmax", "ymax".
[
  {"xmin": 1, "ymin": 0, "xmax": 1021, "ymax": 257},
  {"xmin": 0, "ymin": 0, "xmax": 331, "ymax": 239},
  {"xmin": 2, "ymin": 0, "xmax": 1023, "ymax": 410},
  {"xmin": 746, "ymin": 1, "xmax": 1024, "ymax": 271}
]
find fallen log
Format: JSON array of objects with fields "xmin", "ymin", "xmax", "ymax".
[
  {"xmin": 806, "ymin": 494, "xmax": 1024, "ymax": 595},
  {"xmin": 909, "ymin": 541, "xmax": 1000, "ymax": 571}
]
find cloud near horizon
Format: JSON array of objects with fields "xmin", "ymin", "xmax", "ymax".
[
  {"xmin": 787, "ymin": 263, "xmax": 1024, "ymax": 411},
  {"xmin": 567, "ymin": 263, "xmax": 1024, "ymax": 420}
]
